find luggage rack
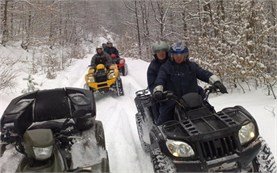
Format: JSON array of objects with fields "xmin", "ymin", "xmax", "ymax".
[
  {"xmin": 162, "ymin": 109, "xmax": 240, "ymax": 139},
  {"xmin": 163, "ymin": 119, "xmax": 200, "ymax": 139},
  {"xmin": 215, "ymin": 112, "xmax": 238, "ymax": 127},
  {"xmin": 135, "ymin": 89, "xmax": 150, "ymax": 97}
]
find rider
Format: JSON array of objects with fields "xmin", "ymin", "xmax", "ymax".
[
  {"xmin": 104, "ymin": 41, "xmax": 120, "ymax": 63},
  {"xmin": 90, "ymin": 46, "xmax": 113, "ymax": 69},
  {"xmin": 102, "ymin": 43, "xmax": 107, "ymax": 49},
  {"xmin": 153, "ymin": 42, "xmax": 227, "ymax": 125},
  {"xmin": 147, "ymin": 41, "xmax": 170, "ymax": 93}
]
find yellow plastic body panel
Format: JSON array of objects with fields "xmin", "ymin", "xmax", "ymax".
[{"xmin": 85, "ymin": 64, "xmax": 119, "ymax": 91}]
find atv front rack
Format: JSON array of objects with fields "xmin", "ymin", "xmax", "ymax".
[{"xmin": 162, "ymin": 106, "xmax": 249, "ymax": 141}]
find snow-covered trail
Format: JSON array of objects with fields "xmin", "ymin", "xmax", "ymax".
[
  {"xmin": 67, "ymin": 56, "xmax": 154, "ymax": 173},
  {"xmin": 66, "ymin": 55, "xmax": 277, "ymax": 168}
]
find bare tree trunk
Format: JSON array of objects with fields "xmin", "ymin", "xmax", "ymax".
[
  {"xmin": 1, "ymin": 0, "xmax": 9, "ymax": 46},
  {"xmin": 134, "ymin": 0, "xmax": 142, "ymax": 57},
  {"xmin": 139, "ymin": 0, "xmax": 151, "ymax": 59},
  {"xmin": 49, "ymin": 11, "xmax": 54, "ymax": 49},
  {"xmin": 157, "ymin": 2, "xmax": 165, "ymax": 39},
  {"xmin": 21, "ymin": 7, "xmax": 32, "ymax": 50},
  {"xmin": 182, "ymin": 0, "xmax": 188, "ymax": 40},
  {"xmin": 10, "ymin": 1, "xmax": 14, "ymax": 39},
  {"xmin": 198, "ymin": 0, "xmax": 203, "ymax": 37}
]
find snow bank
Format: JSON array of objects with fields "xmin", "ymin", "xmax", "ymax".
[
  {"xmin": 0, "ymin": 145, "xmax": 24, "ymax": 172},
  {"xmin": 71, "ymin": 128, "xmax": 107, "ymax": 168}
]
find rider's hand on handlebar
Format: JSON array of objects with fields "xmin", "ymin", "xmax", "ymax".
[
  {"xmin": 213, "ymin": 81, "xmax": 228, "ymax": 93},
  {"xmin": 153, "ymin": 91, "xmax": 166, "ymax": 101},
  {"xmin": 153, "ymin": 85, "xmax": 167, "ymax": 100}
]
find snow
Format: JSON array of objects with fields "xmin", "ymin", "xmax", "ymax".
[
  {"xmin": 0, "ymin": 145, "xmax": 24, "ymax": 173},
  {"xmin": 0, "ymin": 52, "xmax": 276, "ymax": 172},
  {"xmin": 71, "ymin": 128, "xmax": 107, "ymax": 168}
]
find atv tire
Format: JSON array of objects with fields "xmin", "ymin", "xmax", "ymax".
[
  {"xmin": 0, "ymin": 143, "xmax": 6, "ymax": 157},
  {"xmin": 121, "ymin": 64, "xmax": 128, "ymax": 76},
  {"xmin": 136, "ymin": 113, "xmax": 150, "ymax": 152},
  {"xmin": 101, "ymin": 151, "xmax": 110, "ymax": 173},
  {"xmin": 150, "ymin": 147, "xmax": 176, "ymax": 173},
  {"xmin": 116, "ymin": 78, "xmax": 124, "ymax": 96},
  {"xmin": 252, "ymin": 137, "xmax": 277, "ymax": 173},
  {"xmin": 95, "ymin": 121, "xmax": 106, "ymax": 149}
]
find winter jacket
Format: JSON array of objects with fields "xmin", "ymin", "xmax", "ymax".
[
  {"xmin": 155, "ymin": 59, "xmax": 213, "ymax": 98},
  {"xmin": 104, "ymin": 47, "xmax": 119, "ymax": 56},
  {"xmin": 90, "ymin": 52, "xmax": 112, "ymax": 68},
  {"xmin": 147, "ymin": 55, "xmax": 169, "ymax": 93}
]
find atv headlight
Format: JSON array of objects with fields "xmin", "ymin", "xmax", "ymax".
[
  {"xmin": 166, "ymin": 139, "xmax": 195, "ymax": 158},
  {"xmin": 88, "ymin": 76, "xmax": 95, "ymax": 82},
  {"xmin": 238, "ymin": 122, "xmax": 255, "ymax": 145},
  {"xmin": 33, "ymin": 146, "xmax": 53, "ymax": 160},
  {"xmin": 108, "ymin": 71, "xmax": 116, "ymax": 79}
]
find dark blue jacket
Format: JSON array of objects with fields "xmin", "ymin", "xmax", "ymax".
[
  {"xmin": 104, "ymin": 47, "xmax": 119, "ymax": 56},
  {"xmin": 155, "ymin": 59, "xmax": 213, "ymax": 98},
  {"xmin": 147, "ymin": 55, "xmax": 169, "ymax": 93}
]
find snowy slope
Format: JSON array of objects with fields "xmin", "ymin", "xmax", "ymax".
[{"xmin": 0, "ymin": 55, "xmax": 276, "ymax": 173}]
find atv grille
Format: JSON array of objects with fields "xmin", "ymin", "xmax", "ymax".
[
  {"xmin": 200, "ymin": 135, "xmax": 238, "ymax": 160},
  {"xmin": 95, "ymin": 75, "xmax": 107, "ymax": 83}
]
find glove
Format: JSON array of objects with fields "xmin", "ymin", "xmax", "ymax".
[
  {"xmin": 213, "ymin": 81, "xmax": 228, "ymax": 93},
  {"xmin": 153, "ymin": 91, "xmax": 166, "ymax": 100},
  {"xmin": 153, "ymin": 85, "xmax": 166, "ymax": 100}
]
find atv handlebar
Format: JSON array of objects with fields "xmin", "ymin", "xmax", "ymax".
[
  {"xmin": 155, "ymin": 85, "xmax": 221, "ymax": 103},
  {"xmin": 204, "ymin": 85, "xmax": 222, "ymax": 101}
]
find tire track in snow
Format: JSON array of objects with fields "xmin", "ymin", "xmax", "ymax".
[
  {"xmin": 70, "ymin": 57, "xmax": 154, "ymax": 173},
  {"xmin": 95, "ymin": 92, "xmax": 153, "ymax": 173}
]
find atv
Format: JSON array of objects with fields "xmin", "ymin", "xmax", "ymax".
[
  {"xmin": 110, "ymin": 54, "xmax": 128, "ymax": 76},
  {"xmin": 134, "ymin": 86, "xmax": 276, "ymax": 172},
  {"xmin": 0, "ymin": 88, "xmax": 110, "ymax": 172},
  {"xmin": 85, "ymin": 63, "xmax": 124, "ymax": 96}
]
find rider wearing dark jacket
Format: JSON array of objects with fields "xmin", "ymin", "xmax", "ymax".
[
  {"xmin": 153, "ymin": 42, "xmax": 227, "ymax": 125},
  {"xmin": 147, "ymin": 41, "xmax": 170, "ymax": 93},
  {"xmin": 91, "ymin": 47, "xmax": 112, "ymax": 69},
  {"xmin": 155, "ymin": 59, "xmax": 213, "ymax": 98},
  {"xmin": 104, "ymin": 41, "xmax": 119, "ymax": 57}
]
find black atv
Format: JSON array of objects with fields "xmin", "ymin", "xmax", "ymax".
[
  {"xmin": 134, "ymin": 86, "xmax": 276, "ymax": 172},
  {"xmin": 0, "ymin": 88, "xmax": 110, "ymax": 172}
]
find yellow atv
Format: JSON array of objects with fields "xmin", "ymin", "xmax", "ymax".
[{"xmin": 85, "ymin": 64, "xmax": 124, "ymax": 96}]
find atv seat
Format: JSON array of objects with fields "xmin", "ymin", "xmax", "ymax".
[
  {"xmin": 181, "ymin": 93, "xmax": 203, "ymax": 109},
  {"xmin": 174, "ymin": 93, "xmax": 215, "ymax": 121},
  {"xmin": 95, "ymin": 70, "xmax": 108, "ymax": 82}
]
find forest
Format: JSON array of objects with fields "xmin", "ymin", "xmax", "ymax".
[{"xmin": 0, "ymin": 0, "xmax": 276, "ymax": 97}]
